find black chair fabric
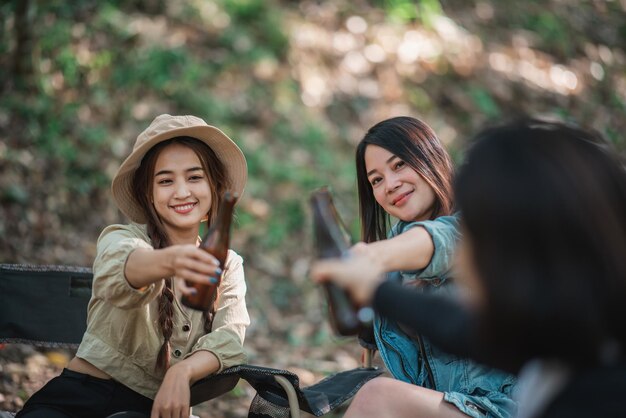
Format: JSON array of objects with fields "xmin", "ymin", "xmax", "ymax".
[
  {"xmin": 0, "ymin": 264, "xmax": 92, "ymax": 347},
  {"xmin": 189, "ymin": 366, "xmax": 241, "ymax": 405}
]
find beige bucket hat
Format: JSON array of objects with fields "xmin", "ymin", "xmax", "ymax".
[{"xmin": 111, "ymin": 114, "xmax": 247, "ymax": 224}]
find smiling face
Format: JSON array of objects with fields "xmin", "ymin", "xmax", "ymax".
[
  {"xmin": 364, "ymin": 144, "xmax": 436, "ymax": 222},
  {"xmin": 152, "ymin": 142, "xmax": 212, "ymax": 240}
]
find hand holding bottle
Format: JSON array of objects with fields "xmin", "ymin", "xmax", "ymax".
[
  {"xmin": 310, "ymin": 187, "xmax": 377, "ymax": 336},
  {"xmin": 310, "ymin": 252, "xmax": 386, "ymax": 306},
  {"xmin": 166, "ymin": 244, "xmax": 222, "ymax": 297},
  {"xmin": 181, "ymin": 191, "xmax": 237, "ymax": 311}
]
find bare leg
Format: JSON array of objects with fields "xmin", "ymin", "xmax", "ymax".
[{"xmin": 344, "ymin": 377, "xmax": 468, "ymax": 418}]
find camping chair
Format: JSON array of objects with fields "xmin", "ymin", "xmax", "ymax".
[{"xmin": 0, "ymin": 264, "xmax": 382, "ymax": 418}]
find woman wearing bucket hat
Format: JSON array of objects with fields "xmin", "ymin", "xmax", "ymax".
[{"xmin": 17, "ymin": 115, "xmax": 250, "ymax": 418}]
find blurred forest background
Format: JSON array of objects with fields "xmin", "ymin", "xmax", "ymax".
[{"xmin": 1, "ymin": 0, "xmax": 625, "ymax": 416}]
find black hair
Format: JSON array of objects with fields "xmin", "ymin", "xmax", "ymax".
[
  {"xmin": 456, "ymin": 118, "xmax": 626, "ymax": 369},
  {"xmin": 356, "ymin": 116, "xmax": 454, "ymax": 242}
]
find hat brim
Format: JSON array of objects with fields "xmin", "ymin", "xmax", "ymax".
[{"xmin": 111, "ymin": 125, "xmax": 247, "ymax": 224}]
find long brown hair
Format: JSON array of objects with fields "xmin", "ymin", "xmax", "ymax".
[
  {"xmin": 355, "ymin": 116, "xmax": 454, "ymax": 242},
  {"xmin": 132, "ymin": 136, "xmax": 227, "ymax": 372}
]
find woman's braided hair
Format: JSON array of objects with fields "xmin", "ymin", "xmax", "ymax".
[{"xmin": 132, "ymin": 136, "xmax": 228, "ymax": 372}]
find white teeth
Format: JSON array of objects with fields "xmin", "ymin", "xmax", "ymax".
[{"xmin": 174, "ymin": 203, "xmax": 195, "ymax": 211}]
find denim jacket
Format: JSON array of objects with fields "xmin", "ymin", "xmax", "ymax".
[{"xmin": 373, "ymin": 215, "xmax": 517, "ymax": 418}]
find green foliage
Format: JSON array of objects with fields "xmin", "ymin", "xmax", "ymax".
[
  {"xmin": 373, "ymin": 0, "xmax": 443, "ymax": 26},
  {"xmin": 467, "ymin": 86, "xmax": 500, "ymax": 118},
  {"xmin": 269, "ymin": 276, "xmax": 301, "ymax": 309},
  {"xmin": 219, "ymin": 0, "xmax": 288, "ymax": 58},
  {"xmin": 38, "ymin": 21, "xmax": 72, "ymax": 55},
  {"xmin": 222, "ymin": 0, "xmax": 266, "ymax": 22},
  {"xmin": 376, "ymin": 0, "xmax": 418, "ymax": 23},
  {"xmin": 263, "ymin": 199, "xmax": 306, "ymax": 249},
  {"xmin": 4, "ymin": 0, "xmax": 297, "ymax": 216},
  {"xmin": 418, "ymin": 0, "xmax": 444, "ymax": 27},
  {"xmin": 407, "ymin": 87, "xmax": 434, "ymax": 113},
  {"xmin": 1, "ymin": 184, "xmax": 29, "ymax": 205},
  {"xmin": 236, "ymin": 113, "xmax": 356, "ymax": 249},
  {"xmin": 523, "ymin": 11, "xmax": 572, "ymax": 57}
]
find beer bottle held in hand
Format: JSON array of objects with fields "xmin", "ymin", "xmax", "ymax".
[
  {"xmin": 310, "ymin": 187, "xmax": 365, "ymax": 336},
  {"xmin": 181, "ymin": 191, "xmax": 238, "ymax": 311}
]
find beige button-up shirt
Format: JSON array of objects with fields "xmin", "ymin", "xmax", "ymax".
[{"xmin": 75, "ymin": 223, "xmax": 249, "ymax": 399}]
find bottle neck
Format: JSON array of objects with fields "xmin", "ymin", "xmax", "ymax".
[
  {"xmin": 213, "ymin": 198, "xmax": 235, "ymax": 234},
  {"xmin": 311, "ymin": 191, "xmax": 350, "ymax": 259},
  {"xmin": 200, "ymin": 193, "xmax": 237, "ymax": 254}
]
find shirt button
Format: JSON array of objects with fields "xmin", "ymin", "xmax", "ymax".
[
  {"xmin": 173, "ymin": 349, "xmax": 182, "ymax": 358},
  {"xmin": 182, "ymin": 324, "xmax": 190, "ymax": 332}
]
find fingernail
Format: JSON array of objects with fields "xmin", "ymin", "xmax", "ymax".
[
  {"xmin": 189, "ymin": 288, "xmax": 198, "ymax": 295},
  {"xmin": 215, "ymin": 268, "xmax": 223, "ymax": 276},
  {"xmin": 209, "ymin": 277, "xmax": 218, "ymax": 284}
]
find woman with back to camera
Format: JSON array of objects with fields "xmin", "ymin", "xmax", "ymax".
[
  {"xmin": 313, "ymin": 118, "xmax": 626, "ymax": 418},
  {"xmin": 336, "ymin": 116, "xmax": 516, "ymax": 418},
  {"xmin": 17, "ymin": 114, "xmax": 250, "ymax": 418}
]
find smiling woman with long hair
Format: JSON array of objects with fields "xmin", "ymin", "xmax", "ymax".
[
  {"xmin": 323, "ymin": 116, "xmax": 517, "ymax": 418},
  {"xmin": 313, "ymin": 118, "xmax": 626, "ymax": 418},
  {"xmin": 16, "ymin": 114, "xmax": 250, "ymax": 418}
]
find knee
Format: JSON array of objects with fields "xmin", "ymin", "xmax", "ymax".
[{"xmin": 348, "ymin": 377, "xmax": 396, "ymax": 414}]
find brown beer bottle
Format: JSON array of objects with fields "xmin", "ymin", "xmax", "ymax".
[
  {"xmin": 310, "ymin": 187, "xmax": 363, "ymax": 336},
  {"xmin": 181, "ymin": 191, "xmax": 238, "ymax": 311}
]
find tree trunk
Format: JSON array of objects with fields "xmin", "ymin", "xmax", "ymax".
[{"xmin": 13, "ymin": 0, "xmax": 36, "ymax": 90}]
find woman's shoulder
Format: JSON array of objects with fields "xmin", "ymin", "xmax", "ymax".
[
  {"xmin": 97, "ymin": 223, "xmax": 151, "ymax": 247},
  {"xmin": 223, "ymin": 250, "xmax": 245, "ymax": 285},
  {"xmin": 226, "ymin": 249, "xmax": 244, "ymax": 268},
  {"xmin": 390, "ymin": 213, "xmax": 460, "ymax": 237}
]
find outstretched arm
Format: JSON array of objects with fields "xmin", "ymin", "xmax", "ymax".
[
  {"xmin": 352, "ymin": 214, "xmax": 460, "ymax": 279},
  {"xmin": 312, "ymin": 258, "xmax": 477, "ymax": 355},
  {"xmin": 373, "ymin": 281, "xmax": 474, "ymax": 356},
  {"xmin": 311, "ymin": 215, "xmax": 461, "ymax": 305},
  {"xmin": 93, "ymin": 224, "xmax": 222, "ymax": 304},
  {"xmin": 352, "ymin": 226, "xmax": 435, "ymax": 272},
  {"xmin": 125, "ymin": 245, "xmax": 220, "ymax": 291}
]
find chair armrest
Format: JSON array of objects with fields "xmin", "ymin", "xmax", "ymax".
[{"xmin": 189, "ymin": 366, "xmax": 241, "ymax": 406}]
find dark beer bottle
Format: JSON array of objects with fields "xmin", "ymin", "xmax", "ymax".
[
  {"xmin": 310, "ymin": 187, "xmax": 363, "ymax": 336},
  {"xmin": 181, "ymin": 191, "xmax": 238, "ymax": 311}
]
